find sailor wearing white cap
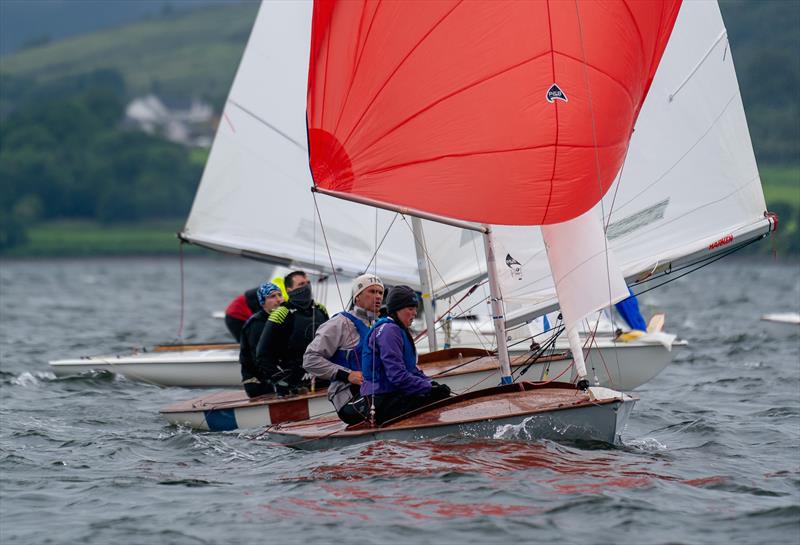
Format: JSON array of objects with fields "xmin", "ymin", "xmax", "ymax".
[{"xmin": 302, "ymin": 273, "xmax": 385, "ymax": 424}]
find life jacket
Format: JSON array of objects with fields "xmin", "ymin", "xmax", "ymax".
[
  {"xmin": 226, "ymin": 288, "xmax": 261, "ymax": 321},
  {"xmin": 330, "ymin": 311, "xmax": 371, "ymax": 372},
  {"xmin": 361, "ymin": 317, "xmax": 417, "ymax": 390}
]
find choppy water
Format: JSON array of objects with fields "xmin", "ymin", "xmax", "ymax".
[{"xmin": 1, "ymin": 256, "xmax": 798, "ymax": 545}]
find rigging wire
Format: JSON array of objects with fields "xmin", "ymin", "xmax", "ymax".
[
  {"xmin": 399, "ymin": 215, "xmax": 493, "ymax": 352},
  {"xmin": 311, "ymin": 191, "xmax": 346, "ymax": 311},
  {"xmin": 360, "ymin": 212, "xmax": 400, "ymax": 279}
]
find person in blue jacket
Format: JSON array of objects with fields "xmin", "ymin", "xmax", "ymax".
[{"xmin": 361, "ymin": 285, "xmax": 451, "ymax": 425}]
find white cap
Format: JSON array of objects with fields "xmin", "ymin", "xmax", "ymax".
[{"xmin": 351, "ymin": 273, "xmax": 384, "ymax": 301}]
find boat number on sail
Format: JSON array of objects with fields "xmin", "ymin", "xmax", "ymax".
[
  {"xmin": 708, "ymin": 234, "xmax": 734, "ymax": 250},
  {"xmin": 505, "ymin": 254, "xmax": 523, "ymax": 280},
  {"xmin": 546, "ymin": 84, "xmax": 568, "ymax": 103}
]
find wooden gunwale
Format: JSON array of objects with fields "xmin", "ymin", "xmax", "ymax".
[{"xmin": 272, "ymin": 382, "xmax": 628, "ymax": 437}]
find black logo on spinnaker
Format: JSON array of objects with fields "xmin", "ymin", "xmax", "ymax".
[
  {"xmin": 506, "ymin": 254, "xmax": 523, "ymax": 280},
  {"xmin": 546, "ymin": 83, "xmax": 568, "ymax": 103}
]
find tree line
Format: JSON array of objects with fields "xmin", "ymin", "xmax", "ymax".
[{"xmin": 0, "ymin": 70, "xmax": 203, "ymax": 249}]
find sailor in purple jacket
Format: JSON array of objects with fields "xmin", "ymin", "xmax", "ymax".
[{"xmin": 361, "ymin": 285, "xmax": 451, "ymax": 425}]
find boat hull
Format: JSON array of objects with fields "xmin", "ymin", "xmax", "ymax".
[
  {"xmin": 265, "ymin": 383, "xmax": 637, "ymax": 449},
  {"xmin": 160, "ymin": 340, "xmax": 679, "ymax": 431},
  {"xmin": 54, "ymin": 336, "xmax": 682, "ymax": 390}
]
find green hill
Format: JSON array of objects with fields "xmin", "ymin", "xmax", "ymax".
[
  {"xmin": 1, "ymin": 1, "xmax": 796, "ymax": 162},
  {"xmin": 0, "ymin": 3, "xmax": 258, "ymax": 103},
  {"xmin": 0, "ymin": 1, "xmax": 797, "ymax": 256}
]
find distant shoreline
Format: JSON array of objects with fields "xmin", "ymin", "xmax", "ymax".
[{"xmin": 2, "ymin": 215, "xmax": 797, "ymax": 258}]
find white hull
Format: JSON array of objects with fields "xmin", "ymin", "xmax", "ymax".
[
  {"xmin": 52, "ymin": 334, "xmax": 682, "ymax": 390},
  {"xmin": 49, "ymin": 347, "xmax": 241, "ymax": 387},
  {"xmin": 761, "ymin": 312, "xmax": 800, "ymax": 325}
]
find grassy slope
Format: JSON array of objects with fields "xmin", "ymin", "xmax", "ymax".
[
  {"xmin": 0, "ymin": 1, "xmax": 795, "ymax": 257},
  {"xmin": 0, "ymin": 3, "xmax": 258, "ymax": 99},
  {"xmin": 761, "ymin": 165, "xmax": 800, "ymax": 207},
  {"xmin": 1, "ymin": 220, "xmax": 211, "ymax": 257}
]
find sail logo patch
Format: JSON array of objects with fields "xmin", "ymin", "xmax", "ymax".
[
  {"xmin": 708, "ymin": 234, "xmax": 733, "ymax": 250},
  {"xmin": 546, "ymin": 84, "xmax": 568, "ymax": 103},
  {"xmin": 505, "ymin": 254, "xmax": 523, "ymax": 280}
]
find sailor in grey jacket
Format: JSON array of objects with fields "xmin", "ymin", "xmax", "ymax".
[{"xmin": 302, "ymin": 274, "xmax": 384, "ymax": 424}]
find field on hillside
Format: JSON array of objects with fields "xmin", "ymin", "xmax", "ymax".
[{"xmin": 762, "ymin": 165, "xmax": 800, "ymax": 207}]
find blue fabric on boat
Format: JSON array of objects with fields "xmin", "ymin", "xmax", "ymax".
[
  {"xmin": 615, "ymin": 288, "xmax": 647, "ymax": 331},
  {"xmin": 204, "ymin": 409, "xmax": 238, "ymax": 431}
]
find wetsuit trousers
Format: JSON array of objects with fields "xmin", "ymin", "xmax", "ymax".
[
  {"xmin": 337, "ymin": 396, "xmax": 369, "ymax": 425},
  {"xmin": 243, "ymin": 381, "xmax": 275, "ymax": 398},
  {"xmin": 370, "ymin": 388, "xmax": 450, "ymax": 425}
]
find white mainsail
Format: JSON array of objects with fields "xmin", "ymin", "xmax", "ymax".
[{"xmin": 181, "ymin": 1, "xmax": 423, "ymax": 287}]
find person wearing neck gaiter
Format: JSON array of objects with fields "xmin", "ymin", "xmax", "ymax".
[{"xmin": 255, "ymin": 271, "xmax": 329, "ymax": 396}]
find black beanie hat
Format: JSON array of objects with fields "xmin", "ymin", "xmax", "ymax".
[{"xmin": 386, "ymin": 285, "xmax": 418, "ymax": 314}]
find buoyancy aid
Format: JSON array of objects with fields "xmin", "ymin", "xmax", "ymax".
[
  {"xmin": 330, "ymin": 311, "xmax": 371, "ymax": 372},
  {"xmin": 361, "ymin": 316, "xmax": 417, "ymax": 391}
]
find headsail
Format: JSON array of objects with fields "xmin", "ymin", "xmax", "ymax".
[{"xmin": 307, "ymin": 0, "xmax": 681, "ymax": 225}]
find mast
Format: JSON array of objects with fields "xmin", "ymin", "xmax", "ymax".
[
  {"xmin": 411, "ymin": 217, "xmax": 438, "ymax": 352},
  {"xmin": 482, "ymin": 227, "xmax": 513, "ymax": 384}
]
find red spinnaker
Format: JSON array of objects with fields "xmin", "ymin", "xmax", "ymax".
[{"xmin": 307, "ymin": 0, "xmax": 681, "ymax": 225}]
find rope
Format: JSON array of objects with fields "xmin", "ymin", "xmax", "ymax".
[{"xmin": 572, "ymin": 0, "xmax": 626, "ymax": 383}]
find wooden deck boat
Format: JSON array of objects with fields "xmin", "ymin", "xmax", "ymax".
[{"xmin": 159, "ymin": 343, "xmax": 668, "ymax": 431}]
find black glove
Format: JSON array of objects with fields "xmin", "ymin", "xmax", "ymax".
[
  {"xmin": 273, "ymin": 380, "xmax": 291, "ymax": 397},
  {"xmin": 430, "ymin": 382, "xmax": 451, "ymax": 398}
]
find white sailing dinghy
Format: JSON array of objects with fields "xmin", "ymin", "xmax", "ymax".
[
  {"xmin": 761, "ymin": 313, "xmax": 800, "ymax": 325},
  {"xmin": 50, "ymin": 324, "xmax": 677, "ymax": 388},
  {"xmin": 266, "ymin": 0, "xmax": 777, "ymax": 448},
  {"xmin": 160, "ymin": 345, "xmax": 659, "ymax": 431}
]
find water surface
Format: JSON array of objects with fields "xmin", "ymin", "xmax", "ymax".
[{"xmin": 1, "ymin": 256, "xmax": 798, "ymax": 544}]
